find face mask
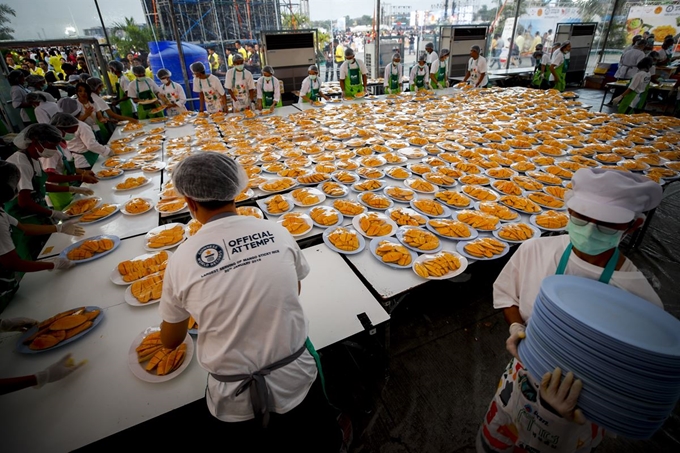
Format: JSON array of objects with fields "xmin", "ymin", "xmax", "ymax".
[
  {"xmin": 309, "ymin": 74, "xmax": 317, "ymax": 80},
  {"xmin": 63, "ymin": 133, "xmax": 76, "ymax": 141},
  {"xmin": 35, "ymin": 143, "xmax": 58, "ymax": 158},
  {"xmin": 567, "ymin": 219, "xmax": 624, "ymax": 256},
  {"xmin": 393, "ymin": 62, "xmax": 399, "ymax": 67},
  {"xmin": 235, "ymin": 65, "xmax": 244, "ymax": 71},
  {"xmin": 347, "ymin": 58, "xmax": 354, "ymax": 63},
  {"xmin": 264, "ymin": 76, "xmax": 272, "ymax": 82},
  {"xmin": 564, "ymin": 52, "xmax": 571, "ymax": 59}
]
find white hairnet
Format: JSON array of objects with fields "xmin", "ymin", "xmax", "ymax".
[
  {"xmin": 157, "ymin": 68, "xmax": 171, "ymax": 79},
  {"xmin": 26, "ymin": 92, "xmax": 47, "ymax": 103},
  {"xmin": 13, "ymin": 123, "xmax": 63, "ymax": 150},
  {"xmin": 173, "ymin": 152, "xmax": 248, "ymax": 202},
  {"xmin": 262, "ymin": 65, "xmax": 274, "ymax": 75},
  {"xmin": 86, "ymin": 77, "xmax": 104, "ymax": 91},
  {"xmin": 190, "ymin": 61, "xmax": 206, "ymax": 73},
  {"xmin": 51, "ymin": 112, "xmax": 79, "ymax": 128},
  {"xmin": 108, "ymin": 60, "xmax": 124, "ymax": 72},
  {"xmin": 58, "ymin": 97, "xmax": 83, "ymax": 117}
]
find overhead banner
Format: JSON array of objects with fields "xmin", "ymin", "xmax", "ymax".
[
  {"xmin": 626, "ymin": 5, "xmax": 680, "ymax": 43},
  {"xmin": 517, "ymin": 7, "xmax": 581, "ymax": 38}
]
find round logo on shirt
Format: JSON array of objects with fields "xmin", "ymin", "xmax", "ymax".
[{"xmin": 196, "ymin": 244, "xmax": 224, "ymax": 268}]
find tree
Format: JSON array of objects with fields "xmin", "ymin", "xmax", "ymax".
[
  {"xmin": 475, "ymin": 5, "xmax": 498, "ymax": 23},
  {"xmin": 109, "ymin": 17, "xmax": 156, "ymax": 55},
  {"xmin": 0, "ymin": 4, "xmax": 16, "ymax": 40},
  {"xmin": 281, "ymin": 12, "xmax": 310, "ymax": 30}
]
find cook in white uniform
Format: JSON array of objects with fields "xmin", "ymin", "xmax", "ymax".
[
  {"xmin": 298, "ymin": 65, "xmax": 330, "ymax": 104},
  {"xmin": 25, "ymin": 92, "xmax": 59, "ymax": 124},
  {"xmin": 56, "ymin": 98, "xmax": 111, "ymax": 170},
  {"xmin": 478, "ymin": 168, "xmax": 663, "ymax": 453},
  {"xmin": 383, "ymin": 53, "xmax": 403, "ymax": 94},
  {"xmin": 191, "ymin": 62, "xmax": 227, "ymax": 114},
  {"xmin": 256, "ymin": 65, "xmax": 282, "ymax": 113},
  {"xmin": 157, "ymin": 153, "xmax": 341, "ymax": 450},
  {"xmin": 224, "ymin": 53, "xmax": 256, "ymax": 112},
  {"xmin": 429, "ymin": 48, "xmax": 450, "ymax": 89},
  {"xmin": 86, "ymin": 77, "xmax": 138, "ymax": 123},
  {"xmin": 409, "ymin": 54, "xmax": 430, "ymax": 91},
  {"xmin": 424, "ymin": 42, "xmax": 438, "ymax": 71},
  {"xmin": 463, "ymin": 45, "xmax": 488, "ymax": 88},
  {"xmin": 614, "ymin": 40, "xmax": 646, "ymax": 80},
  {"xmin": 155, "ymin": 69, "xmax": 187, "ymax": 117},
  {"xmin": 338, "ymin": 48, "xmax": 368, "ymax": 98}
]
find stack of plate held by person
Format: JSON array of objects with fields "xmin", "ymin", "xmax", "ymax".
[{"xmin": 518, "ymin": 275, "xmax": 680, "ymax": 439}]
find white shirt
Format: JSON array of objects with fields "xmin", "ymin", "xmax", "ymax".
[
  {"xmin": 628, "ymin": 69, "xmax": 652, "ymax": 94},
  {"xmin": 493, "ymin": 235, "xmax": 663, "ymax": 323},
  {"xmin": 91, "ymin": 93, "xmax": 109, "ymax": 112},
  {"xmin": 339, "ymin": 58, "xmax": 368, "ymax": 81},
  {"xmin": 75, "ymin": 97, "xmax": 98, "ymax": 131},
  {"xmin": 0, "ymin": 210, "xmax": 18, "ymax": 256},
  {"xmin": 11, "ymin": 85, "xmax": 30, "ymax": 122},
  {"xmin": 298, "ymin": 76, "xmax": 322, "ymax": 102},
  {"xmin": 6, "ymin": 151, "xmax": 42, "ymax": 193},
  {"xmin": 429, "ymin": 58, "xmax": 447, "ymax": 81},
  {"xmin": 119, "ymin": 75, "xmax": 130, "ymax": 93},
  {"xmin": 40, "ymin": 145, "xmax": 73, "ymax": 174},
  {"xmin": 159, "ymin": 215, "xmax": 317, "ymax": 422},
  {"xmin": 383, "ymin": 63, "xmax": 403, "ymax": 87},
  {"xmin": 549, "ymin": 50, "xmax": 565, "ymax": 81},
  {"xmin": 34, "ymin": 101, "xmax": 60, "ymax": 124},
  {"xmin": 540, "ymin": 52, "xmax": 551, "ymax": 67},
  {"xmin": 409, "ymin": 64, "xmax": 430, "ymax": 85},
  {"xmin": 256, "ymin": 76, "xmax": 281, "ymax": 103},
  {"xmin": 468, "ymin": 56, "xmax": 488, "ymax": 87},
  {"xmin": 66, "ymin": 121, "xmax": 111, "ymax": 168},
  {"xmin": 224, "ymin": 68, "xmax": 255, "ymax": 92},
  {"xmin": 127, "ymin": 77, "xmax": 161, "ymax": 99},
  {"xmin": 159, "ymin": 81, "xmax": 187, "ymax": 107},
  {"xmin": 426, "ymin": 51, "xmax": 438, "ymax": 65},
  {"xmin": 192, "ymin": 74, "xmax": 225, "ymax": 97},
  {"xmin": 614, "ymin": 48, "xmax": 645, "ymax": 79}
]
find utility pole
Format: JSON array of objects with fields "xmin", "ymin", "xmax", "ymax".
[
  {"xmin": 375, "ymin": 0, "xmax": 381, "ymax": 80},
  {"xmin": 167, "ymin": 0, "xmax": 193, "ymax": 109}
]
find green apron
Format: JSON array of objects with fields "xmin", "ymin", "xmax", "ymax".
[
  {"xmin": 345, "ymin": 61, "xmax": 364, "ymax": 97},
  {"xmin": 618, "ymin": 73, "xmax": 651, "ymax": 114},
  {"xmin": 116, "ymin": 81, "xmax": 134, "ymax": 118},
  {"xmin": 532, "ymin": 60, "xmax": 546, "ymax": 88},
  {"xmin": 553, "ymin": 53, "xmax": 569, "ymax": 92},
  {"xmin": 555, "ymin": 243, "xmax": 618, "ymax": 284},
  {"xmin": 387, "ymin": 65, "xmax": 400, "ymax": 94},
  {"xmin": 46, "ymin": 145, "xmax": 75, "ymax": 211},
  {"xmin": 413, "ymin": 66, "xmax": 427, "ymax": 91},
  {"xmin": 302, "ymin": 78, "xmax": 321, "ymax": 103},
  {"xmin": 136, "ymin": 79, "xmax": 163, "ymax": 120},
  {"xmin": 435, "ymin": 63, "xmax": 447, "ymax": 89},
  {"xmin": 26, "ymin": 107, "xmax": 37, "ymax": 124},
  {"xmin": 261, "ymin": 78, "xmax": 283, "ymax": 109}
]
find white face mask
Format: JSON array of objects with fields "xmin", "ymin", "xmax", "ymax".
[
  {"xmin": 235, "ymin": 64, "xmax": 244, "ymax": 71},
  {"xmin": 564, "ymin": 51, "xmax": 571, "ymax": 59},
  {"xmin": 36, "ymin": 143, "xmax": 58, "ymax": 158},
  {"xmin": 309, "ymin": 74, "xmax": 317, "ymax": 80}
]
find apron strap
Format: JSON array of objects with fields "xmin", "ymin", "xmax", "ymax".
[{"xmin": 556, "ymin": 243, "xmax": 619, "ymax": 284}]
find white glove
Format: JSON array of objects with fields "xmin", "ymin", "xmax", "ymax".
[
  {"xmin": 611, "ymin": 95, "xmax": 623, "ymax": 106},
  {"xmin": 0, "ymin": 317, "xmax": 38, "ymax": 332},
  {"xmin": 506, "ymin": 322, "xmax": 526, "ymax": 360},
  {"xmin": 50, "ymin": 210, "xmax": 69, "ymax": 221},
  {"xmin": 56, "ymin": 219, "xmax": 85, "ymax": 236},
  {"xmin": 47, "ymin": 257, "xmax": 75, "ymax": 270},
  {"xmin": 34, "ymin": 353, "xmax": 86, "ymax": 388},
  {"xmin": 69, "ymin": 186, "xmax": 94, "ymax": 195},
  {"xmin": 539, "ymin": 367, "xmax": 586, "ymax": 424}
]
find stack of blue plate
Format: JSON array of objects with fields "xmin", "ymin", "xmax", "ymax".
[{"xmin": 518, "ymin": 275, "xmax": 680, "ymax": 439}]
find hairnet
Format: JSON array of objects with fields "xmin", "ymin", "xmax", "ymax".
[
  {"xmin": 108, "ymin": 60, "xmax": 124, "ymax": 72},
  {"xmin": 173, "ymin": 152, "xmax": 248, "ymax": 202},
  {"xmin": 233, "ymin": 53, "xmax": 244, "ymax": 63},
  {"xmin": 190, "ymin": 61, "xmax": 206, "ymax": 73},
  {"xmin": 262, "ymin": 65, "xmax": 274, "ymax": 75},
  {"xmin": 425, "ymin": 42, "xmax": 434, "ymax": 49},
  {"xmin": 26, "ymin": 92, "xmax": 47, "ymax": 103},
  {"xmin": 157, "ymin": 68, "xmax": 171, "ymax": 79},
  {"xmin": 308, "ymin": 65, "xmax": 319, "ymax": 73},
  {"xmin": 0, "ymin": 160, "xmax": 20, "ymax": 202},
  {"xmin": 68, "ymin": 74, "xmax": 80, "ymax": 83},
  {"xmin": 57, "ymin": 97, "xmax": 83, "ymax": 117},
  {"xmin": 344, "ymin": 47, "xmax": 355, "ymax": 58},
  {"xmin": 440, "ymin": 48, "xmax": 450, "ymax": 57},
  {"xmin": 50, "ymin": 112, "xmax": 79, "ymax": 128},
  {"xmin": 86, "ymin": 77, "xmax": 104, "ymax": 91},
  {"xmin": 553, "ymin": 42, "xmax": 561, "ymax": 48},
  {"xmin": 471, "ymin": 45, "xmax": 481, "ymax": 53},
  {"xmin": 418, "ymin": 53, "xmax": 427, "ymax": 62},
  {"xmin": 26, "ymin": 74, "xmax": 45, "ymax": 86},
  {"xmin": 132, "ymin": 66, "xmax": 146, "ymax": 76},
  {"xmin": 560, "ymin": 41, "xmax": 571, "ymax": 49},
  {"xmin": 13, "ymin": 123, "xmax": 63, "ymax": 149}
]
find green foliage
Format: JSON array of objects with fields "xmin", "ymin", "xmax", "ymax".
[
  {"xmin": 281, "ymin": 12, "xmax": 310, "ymax": 30},
  {"xmin": 109, "ymin": 17, "xmax": 156, "ymax": 54},
  {"xmin": 0, "ymin": 4, "xmax": 16, "ymax": 41}
]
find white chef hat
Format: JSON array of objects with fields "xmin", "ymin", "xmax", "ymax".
[{"xmin": 565, "ymin": 168, "xmax": 662, "ymax": 224}]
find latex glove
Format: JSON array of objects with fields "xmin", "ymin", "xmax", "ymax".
[
  {"xmin": 506, "ymin": 322, "xmax": 526, "ymax": 360},
  {"xmin": 56, "ymin": 219, "xmax": 85, "ymax": 236},
  {"xmin": 0, "ymin": 317, "xmax": 38, "ymax": 332},
  {"xmin": 47, "ymin": 257, "xmax": 75, "ymax": 270},
  {"xmin": 539, "ymin": 367, "xmax": 586, "ymax": 424},
  {"xmin": 34, "ymin": 353, "xmax": 86, "ymax": 388},
  {"xmin": 612, "ymin": 95, "xmax": 623, "ymax": 106},
  {"xmin": 50, "ymin": 210, "xmax": 69, "ymax": 221},
  {"xmin": 69, "ymin": 186, "xmax": 94, "ymax": 195}
]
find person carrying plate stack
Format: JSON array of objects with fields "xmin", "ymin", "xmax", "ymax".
[
  {"xmin": 157, "ymin": 152, "xmax": 344, "ymax": 451},
  {"xmin": 56, "ymin": 98, "xmax": 111, "ymax": 171},
  {"xmin": 339, "ymin": 48, "xmax": 367, "ymax": 99},
  {"xmin": 155, "ymin": 69, "xmax": 187, "ymax": 117},
  {"xmin": 612, "ymin": 57, "xmax": 654, "ymax": 114},
  {"xmin": 191, "ymin": 61, "xmax": 228, "ymax": 114},
  {"xmin": 429, "ymin": 48, "xmax": 450, "ymax": 90},
  {"xmin": 256, "ymin": 66, "xmax": 283, "ymax": 114},
  {"xmin": 478, "ymin": 168, "xmax": 663, "ymax": 453},
  {"xmin": 107, "ymin": 60, "xmax": 135, "ymax": 118},
  {"xmin": 383, "ymin": 53, "xmax": 403, "ymax": 95},
  {"xmin": 409, "ymin": 54, "xmax": 430, "ymax": 92},
  {"xmin": 299, "ymin": 65, "xmax": 330, "ymax": 104},
  {"xmin": 127, "ymin": 65, "xmax": 164, "ymax": 120},
  {"xmin": 548, "ymin": 41, "xmax": 571, "ymax": 92},
  {"xmin": 224, "ymin": 53, "xmax": 255, "ymax": 113},
  {"xmin": 463, "ymin": 45, "xmax": 488, "ymax": 89}
]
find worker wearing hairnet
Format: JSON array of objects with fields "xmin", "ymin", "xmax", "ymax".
[
  {"xmin": 127, "ymin": 65, "xmax": 164, "ymax": 120},
  {"xmin": 256, "ymin": 65, "xmax": 282, "ymax": 113},
  {"xmin": 339, "ymin": 47, "xmax": 368, "ymax": 99},
  {"xmin": 409, "ymin": 54, "xmax": 430, "ymax": 91},
  {"xmin": 158, "ymin": 152, "xmax": 341, "ymax": 450},
  {"xmin": 224, "ymin": 54, "xmax": 255, "ymax": 113},
  {"xmin": 549, "ymin": 41, "xmax": 572, "ymax": 92},
  {"xmin": 298, "ymin": 65, "xmax": 330, "ymax": 104},
  {"xmin": 424, "ymin": 42, "xmax": 439, "ymax": 71},
  {"xmin": 429, "ymin": 49, "xmax": 450, "ymax": 89},
  {"xmin": 56, "ymin": 98, "xmax": 112, "ymax": 170},
  {"xmin": 463, "ymin": 45, "xmax": 489, "ymax": 88},
  {"xmin": 383, "ymin": 53, "xmax": 403, "ymax": 94},
  {"xmin": 0, "ymin": 161, "xmax": 81, "ymax": 309},
  {"xmin": 156, "ymin": 69, "xmax": 187, "ymax": 116},
  {"xmin": 86, "ymin": 77, "xmax": 137, "ymax": 123},
  {"xmin": 107, "ymin": 60, "xmax": 135, "ymax": 118},
  {"xmin": 191, "ymin": 61, "xmax": 228, "ymax": 114}
]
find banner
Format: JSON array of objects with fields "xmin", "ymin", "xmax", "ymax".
[
  {"xmin": 517, "ymin": 7, "xmax": 581, "ymax": 40},
  {"xmin": 626, "ymin": 5, "xmax": 680, "ymax": 43}
]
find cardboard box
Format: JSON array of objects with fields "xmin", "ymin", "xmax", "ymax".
[{"xmin": 584, "ymin": 75, "xmax": 605, "ymax": 89}]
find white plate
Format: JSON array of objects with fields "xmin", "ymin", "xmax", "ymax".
[
  {"xmin": 493, "ymin": 223, "xmax": 542, "ymax": 244},
  {"xmin": 331, "ymin": 171, "xmax": 360, "ymax": 184},
  {"xmin": 128, "ymin": 327, "xmax": 194, "ymax": 383},
  {"xmin": 120, "ymin": 197, "xmax": 155, "ymax": 216},
  {"xmin": 369, "ymin": 237, "xmax": 418, "ymax": 269},
  {"xmin": 119, "ymin": 162, "xmax": 143, "ymax": 171},
  {"xmin": 460, "ymin": 185, "xmax": 500, "ymax": 202},
  {"xmin": 452, "ymin": 210, "xmax": 501, "ymax": 231},
  {"xmin": 308, "ymin": 206, "xmax": 344, "ymax": 228},
  {"xmin": 529, "ymin": 213, "xmax": 568, "ymax": 232},
  {"xmin": 257, "ymin": 194, "xmax": 295, "ymax": 216},
  {"xmin": 144, "ymin": 223, "xmax": 187, "ymax": 252},
  {"xmin": 78, "ymin": 204, "xmax": 120, "ymax": 225},
  {"xmin": 60, "ymin": 235, "xmax": 121, "ymax": 264},
  {"xmin": 290, "ymin": 187, "xmax": 327, "ymax": 207},
  {"xmin": 485, "ymin": 168, "xmax": 518, "ymax": 180},
  {"xmin": 113, "ymin": 177, "xmax": 153, "ymax": 192},
  {"xmin": 351, "ymin": 180, "xmax": 386, "ymax": 192},
  {"xmin": 331, "ymin": 200, "xmax": 367, "ymax": 217},
  {"xmin": 426, "ymin": 218, "xmax": 478, "ymax": 241},
  {"xmin": 385, "ymin": 207, "xmax": 427, "ymax": 227},
  {"xmin": 61, "ymin": 197, "xmax": 102, "ymax": 218},
  {"xmin": 352, "ymin": 213, "xmax": 398, "ymax": 238},
  {"xmin": 384, "ymin": 166, "xmax": 412, "ymax": 180},
  {"xmin": 110, "ymin": 250, "xmax": 173, "ymax": 285},
  {"xmin": 456, "ymin": 239, "xmax": 510, "ymax": 261},
  {"xmin": 383, "ymin": 186, "xmax": 415, "ymax": 203},
  {"xmin": 407, "ymin": 163, "xmax": 432, "ymax": 176},
  {"xmin": 409, "ymin": 199, "xmax": 452, "ymax": 218},
  {"xmin": 258, "ymin": 178, "xmax": 299, "ymax": 194},
  {"xmin": 155, "ymin": 199, "xmax": 189, "ymax": 215},
  {"xmin": 411, "ymin": 251, "xmax": 469, "ymax": 280},
  {"xmin": 395, "ymin": 226, "xmax": 443, "ymax": 253},
  {"xmin": 423, "ymin": 172, "xmax": 457, "ymax": 188},
  {"xmin": 124, "ymin": 279, "xmax": 163, "ymax": 306},
  {"xmin": 322, "ymin": 226, "xmax": 366, "ymax": 254},
  {"xmin": 404, "ymin": 178, "xmax": 437, "ymax": 194},
  {"xmin": 473, "ymin": 201, "xmax": 520, "ymax": 222},
  {"xmin": 235, "ymin": 188, "xmax": 255, "ymax": 203},
  {"xmin": 497, "ymin": 196, "xmax": 543, "ymax": 215},
  {"xmin": 142, "ymin": 162, "xmax": 166, "ymax": 173},
  {"xmin": 277, "ymin": 213, "xmax": 314, "ymax": 237},
  {"xmin": 236, "ymin": 206, "xmax": 264, "ymax": 219},
  {"xmin": 356, "ymin": 168, "xmax": 386, "ymax": 179},
  {"xmin": 96, "ymin": 169, "xmax": 124, "ymax": 180},
  {"xmin": 317, "ymin": 181, "xmax": 349, "ymax": 198},
  {"xmin": 357, "ymin": 192, "xmax": 394, "ymax": 211}
]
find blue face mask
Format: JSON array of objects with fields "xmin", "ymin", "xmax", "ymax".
[{"xmin": 567, "ymin": 219, "xmax": 624, "ymax": 256}]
